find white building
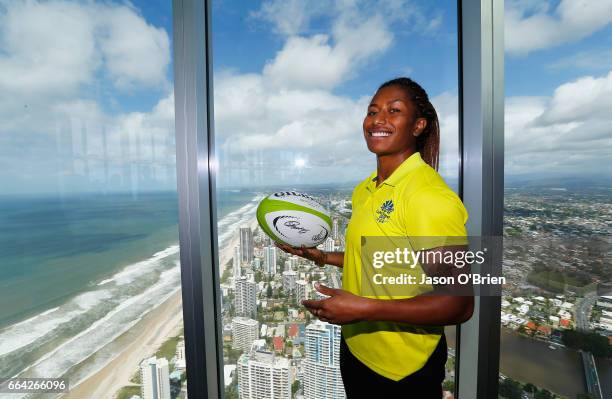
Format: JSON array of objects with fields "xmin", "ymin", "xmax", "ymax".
[
  {"xmin": 235, "ymin": 276, "xmax": 257, "ymax": 317},
  {"xmin": 264, "ymin": 246, "xmax": 277, "ymax": 276},
  {"xmin": 240, "ymin": 226, "xmax": 254, "ymax": 264},
  {"xmin": 303, "ymin": 321, "xmax": 345, "ymax": 399},
  {"xmin": 324, "ymin": 237, "xmax": 335, "ymax": 252},
  {"xmin": 296, "ymin": 280, "xmax": 309, "ymax": 305},
  {"xmin": 283, "ymin": 270, "xmax": 297, "ymax": 293},
  {"xmin": 234, "ymin": 245, "xmax": 241, "ymax": 280},
  {"xmin": 332, "ymin": 218, "xmax": 339, "ymax": 240},
  {"xmin": 175, "ymin": 340, "xmax": 186, "ymax": 370},
  {"xmin": 232, "ymin": 317, "xmax": 259, "ymax": 352},
  {"xmin": 140, "ymin": 357, "xmax": 170, "ymax": 399},
  {"xmin": 237, "ymin": 351, "xmax": 291, "ymax": 399}
]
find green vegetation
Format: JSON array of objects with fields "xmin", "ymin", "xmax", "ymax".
[
  {"xmin": 442, "ymin": 380, "xmax": 454, "ymax": 393},
  {"xmin": 291, "ymin": 380, "xmax": 300, "ymax": 395},
  {"xmin": 562, "ymin": 329, "xmax": 612, "ymax": 358},
  {"xmin": 115, "ymin": 385, "xmax": 140, "ymax": 399},
  {"xmin": 499, "ymin": 378, "xmax": 523, "ymax": 399},
  {"xmin": 221, "ymin": 263, "xmax": 232, "ymax": 284},
  {"xmin": 129, "ymin": 369, "xmax": 141, "ymax": 384},
  {"xmin": 224, "ymin": 345, "xmax": 243, "ymax": 364},
  {"xmin": 155, "ymin": 334, "xmax": 183, "ymax": 372},
  {"xmin": 527, "ymin": 265, "xmax": 592, "ymax": 294}
]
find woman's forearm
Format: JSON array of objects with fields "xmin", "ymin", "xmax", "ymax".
[
  {"xmin": 323, "ymin": 251, "xmax": 344, "ymax": 268},
  {"xmin": 362, "ymin": 295, "xmax": 473, "ymax": 326}
]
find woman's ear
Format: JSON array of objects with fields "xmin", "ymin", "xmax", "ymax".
[{"xmin": 413, "ymin": 118, "xmax": 427, "ymax": 137}]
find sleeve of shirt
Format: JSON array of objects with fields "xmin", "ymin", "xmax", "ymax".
[{"xmin": 403, "ymin": 186, "xmax": 468, "ymax": 249}]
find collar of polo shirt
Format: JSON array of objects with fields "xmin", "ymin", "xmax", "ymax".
[{"xmin": 367, "ymin": 152, "xmax": 425, "ymax": 191}]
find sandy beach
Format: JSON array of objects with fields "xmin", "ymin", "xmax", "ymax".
[
  {"xmin": 62, "ymin": 216, "xmax": 258, "ymax": 399},
  {"xmin": 62, "ymin": 290, "xmax": 183, "ymax": 399}
]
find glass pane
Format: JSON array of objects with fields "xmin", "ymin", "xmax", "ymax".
[
  {"xmin": 0, "ymin": 1, "xmax": 187, "ymax": 398},
  {"xmin": 501, "ymin": 1, "xmax": 612, "ymax": 398},
  {"xmin": 212, "ymin": 1, "xmax": 460, "ymax": 398}
]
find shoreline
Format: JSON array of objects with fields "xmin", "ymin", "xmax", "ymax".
[
  {"xmin": 62, "ymin": 290, "xmax": 183, "ymax": 399},
  {"xmin": 63, "ymin": 216, "xmax": 258, "ymax": 398}
]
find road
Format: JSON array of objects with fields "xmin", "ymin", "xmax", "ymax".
[{"xmin": 575, "ymin": 294, "xmax": 603, "ymax": 399}]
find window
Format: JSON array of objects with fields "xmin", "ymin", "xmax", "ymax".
[
  {"xmin": 0, "ymin": 2, "xmax": 187, "ymax": 398},
  {"xmin": 211, "ymin": 1, "xmax": 460, "ymax": 397},
  {"xmin": 500, "ymin": 1, "xmax": 612, "ymax": 398}
]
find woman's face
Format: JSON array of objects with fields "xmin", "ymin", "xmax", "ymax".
[{"xmin": 362, "ymin": 85, "xmax": 425, "ymax": 156}]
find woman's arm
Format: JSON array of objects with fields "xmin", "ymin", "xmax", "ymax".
[
  {"xmin": 303, "ymin": 283, "xmax": 473, "ymax": 326},
  {"xmin": 364, "ymin": 295, "xmax": 474, "ymax": 325},
  {"xmin": 275, "ymin": 243, "xmax": 344, "ymax": 268}
]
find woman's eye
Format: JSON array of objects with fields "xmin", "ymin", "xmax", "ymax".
[
  {"xmin": 367, "ymin": 111, "xmax": 376, "ymax": 116},
  {"xmin": 390, "ymin": 108, "xmax": 400, "ymax": 113}
]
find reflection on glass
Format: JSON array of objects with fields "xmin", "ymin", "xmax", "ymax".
[
  {"xmin": 0, "ymin": 1, "xmax": 187, "ymax": 398},
  {"xmin": 212, "ymin": 1, "xmax": 459, "ymax": 398},
  {"xmin": 501, "ymin": 1, "xmax": 612, "ymax": 398}
]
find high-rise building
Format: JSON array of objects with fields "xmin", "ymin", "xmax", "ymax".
[
  {"xmin": 175, "ymin": 340, "xmax": 186, "ymax": 370},
  {"xmin": 233, "ymin": 245, "xmax": 241, "ymax": 280},
  {"xmin": 332, "ymin": 217, "xmax": 339, "ymax": 240},
  {"xmin": 289, "ymin": 255, "xmax": 299, "ymax": 270},
  {"xmin": 235, "ymin": 275, "xmax": 257, "ymax": 317},
  {"xmin": 303, "ymin": 321, "xmax": 344, "ymax": 399},
  {"xmin": 237, "ymin": 350, "xmax": 291, "ymax": 399},
  {"xmin": 324, "ymin": 237, "xmax": 335, "ymax": 252},
  {"xmin": 240, "ymin": 226, "xmax": 254, "ymax": 264},
  {"xmin": 282, "ymin": 269, "xmax": 297, "ymax": 293},
  {"xmin": 232, "ymin": 317, "xmax": 259, "ymax": 352},
  {"xmin": 264, "ymin": 246, "xmax": 277, "ymax": 276},
  {"xmin": 252, "ymin": 257, "xmax": 261, "ymax": 270},
  {"xmin": 140, "ymin": 357, "xmax": 171, "ymax": 399},
  {"xmin": 296, "ymin": 279, "xmax": 309, "ymax": 305}
]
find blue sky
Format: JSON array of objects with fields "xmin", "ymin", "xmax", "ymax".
[{"xmin": 0, "ymin": 0, "xmax": 610, "ymax": 194}]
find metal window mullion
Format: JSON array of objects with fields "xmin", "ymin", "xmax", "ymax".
[
  {"xmin": 173, "ymin": 0, "xmax": 223, "ymax": 398},
  {"xmin": 456, "ymin": 1, "xmax": 504, "ymax": 398}
]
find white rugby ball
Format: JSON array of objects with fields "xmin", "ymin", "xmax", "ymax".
[{"xmin": 256, "ymin": 191, "xmax": 332, "ymax": 248}]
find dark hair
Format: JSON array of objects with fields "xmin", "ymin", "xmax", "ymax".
[{"xmin": 378, "ymin": 77, "xmax": 440, "ymax": 170}]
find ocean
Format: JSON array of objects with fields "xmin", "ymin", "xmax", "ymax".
[{"xmin": 0, "ymin": 189, "xmax": 262, "ymax": 396}]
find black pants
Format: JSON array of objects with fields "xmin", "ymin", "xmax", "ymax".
[{"xmin": 340, "ymin": 334, "xmax": 447, "ymax": 399}]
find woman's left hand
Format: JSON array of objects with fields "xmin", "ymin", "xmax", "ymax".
[{"xmin": 302, "ymin": 282, "xmax": 372, "ymax": 325}]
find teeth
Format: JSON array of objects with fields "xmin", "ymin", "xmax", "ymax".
[{"xmin": 370, "ymin": 131, "xmax": 391, "ymax": 137}]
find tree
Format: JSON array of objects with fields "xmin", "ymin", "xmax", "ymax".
[
  {"xmin": 523, "ymin": 383, "xmax": 537, "ymax": 393},
  {"xmin": 291, "ymin": 380, "xmax": 300, "ymax": 395},
  {"xmin": 499, "ymin": 378, "xmax": 522, "ymax": 399},
  {"xmin": 534, "ymin": 389, "xmax": 553, "ymax": 399},
  {"xmin": 442, "ymin": 380, "xmax": 455, "ymax": 393}
]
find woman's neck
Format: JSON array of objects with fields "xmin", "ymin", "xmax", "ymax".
[{"xmin": 375, "ymin": 149, "xmax": 417, "ymax": 186}]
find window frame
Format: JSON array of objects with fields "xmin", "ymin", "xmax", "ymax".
[{"xmin": 172, "ymin": 0, "xmax": 505, "ymax": 398}]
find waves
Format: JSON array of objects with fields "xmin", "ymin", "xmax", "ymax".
[{"xmin": 0, "ymin": 192, "xmax": 263, "ymax": 398}]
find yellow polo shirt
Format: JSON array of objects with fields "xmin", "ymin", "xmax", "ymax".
[{"xmin": 342, "ymin": 151, "xmax": 468, "ymax": 381}]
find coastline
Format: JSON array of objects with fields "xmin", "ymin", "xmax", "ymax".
[
  {"xmin": 62, "ymin": 291, "xmax": 183, "ymax": 399},
  {"xmin": 63, "ymin": 215, "xmax": 258, "ymax": 398}
]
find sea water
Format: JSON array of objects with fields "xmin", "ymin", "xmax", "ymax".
[{"xmin": 0, "ymin": 189, "xmax": 262, "ymax": 394}]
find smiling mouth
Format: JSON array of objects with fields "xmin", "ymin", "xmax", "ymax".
[{"xmin": 368, "ymin": 130, "xmax": 392, "ymax": 137}]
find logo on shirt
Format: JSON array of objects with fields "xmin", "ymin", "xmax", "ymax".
[{"xmin": 376, "ymin": 200, "xmax": 394, "ymax": 223}]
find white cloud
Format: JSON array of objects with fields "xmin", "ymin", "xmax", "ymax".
[
  {"xmin": 0, "ymin": 1, "xmax": 98, "ymax": 95},
  {"xmin": 249, "ymin": 0, "xmax": 329, "ymax": 36},
  {"xmin": 263, "ymin": 13, "xmax": 392, "ymax": 90},
  {"xmin": 505, "ymin": 72, "xmax": 612, "ymax": 176},
  {"xmin": 506, "ymin": 0, "xmax": 612, "ymax": 55},
  {"xmin": 0, "ymin": 0, "xmax": 170, "ymax": 96},
  {"xmin": 99, "ymin": 4, "xmax": 170, "ymax": 90},
  {"xmin": 0, "ymin": 1, "xmax": 173, "ymax": 193}
]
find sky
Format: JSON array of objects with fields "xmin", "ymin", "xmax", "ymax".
[{"xmin": 0, "ymin": 0, "xmax": 610, "ymax": 194}]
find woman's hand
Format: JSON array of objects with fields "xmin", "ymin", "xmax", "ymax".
[
  {"xmin": 302, "ymin": 282, "xmax": 372, "ymax": 325},
  {"xmin": 275, "ymin": 242, "xmax": 327, "ymax": 266}
]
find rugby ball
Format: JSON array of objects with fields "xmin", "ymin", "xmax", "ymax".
[{"xmin": 256, "ymin": 191, "xmax": 332, "ymax": 248}]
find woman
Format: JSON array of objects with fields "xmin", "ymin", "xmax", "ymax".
[{"xmin": 277, "ymin": 77, "xmax": 473, "ymax": 398}]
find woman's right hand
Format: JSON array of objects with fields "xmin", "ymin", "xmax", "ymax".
[{"xmin": 274, "ymin": 242, "xmax": 326, "ymax": 266}]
